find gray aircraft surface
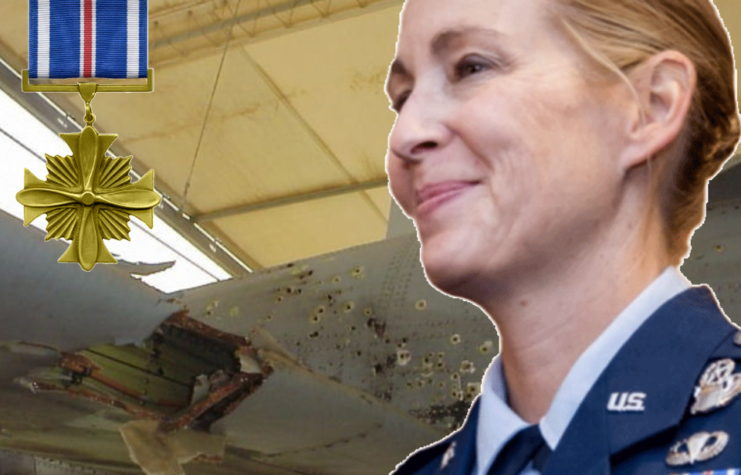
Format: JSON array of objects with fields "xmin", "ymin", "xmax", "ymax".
[{"xmin": 1, "ymin": 165, "xmax": 741, "ymax": 475}]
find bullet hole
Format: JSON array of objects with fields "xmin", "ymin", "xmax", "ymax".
[
  {"xmin": 364, "ymin": 307, "xmax": 373, "ymax": 317},
  {"xmin": 438, "ymin": 382, "xmax": 446, "ymax": 389},
  {"xmin": 466, "ymin": 382, "xmax": 481, "ymax": 397},
  {"xmin": 343, "ymin": 301, "xmax": 355, "ymax": 313},
  {"xmin": 479, "ymin": 340, "xmax": 494, "ymax": 354},
  {"xmin": 265, "ymin": 314, "xmax": 273, "ymax": 321},
  {"xmin": 356, "ymin": 350, "xmax": 362, "ymax": 357},
  {"xmin": 205, "ymin": 300, "xmax": 219, "ymax": 315},
  {"xmin": 436, "ymin": 361, "xmax": 445, "ymax": 369},
  {"xmin": 417, "ymin": 379, "xmax": 425, "ymax": 388},
  {"xmin": 327, "ymin": 294, "xmax": 335, "ymax": 303},
  {"xmin": 407, "ymin": 381, "xmax": 415, "ymax": 389},
  {"xmin": 310, "ymin": 306, "xmax": 326, "ymax": 323},
  {"xmin": 423, "ymin": 356, "xmax": 433, "ymax": 365},
  {"xmin": 332, "ymin": 275, "xmax": 342, "ymax": 284},
  {"xmin": 308, "ymin": 331, "xmax": 319, "ymax": 339},
  {"xmin": 275, "ymin": 296, "xmax": 284, "ymax": 303},
  {"xmin": 450, "ymin": 373, "xmax": 460, "ymax": 381},
  {"xmin": 397, "ymin": 349, "xmax": 412, "ymax": 366},
  {"xmin": 715, "ymin": 244, "xmax": 724, "ymax": 253},
  {"xmin": 335, "ymin": 344, "xmax": 343, "ymax": 350},
  {"xmin": 366, "ymin": 318, "xmax": 387, "ymax": 339},
  {"xmin": 350, "ymin": 325, "xmax": 357, "ymax": 332},
  {"xmin": 415, "ymin": 299, "xmax": 427, "ymax": 310},
  {"xmin": 450, "ymin": 334, "xmax": 462, "ymax": 345},
  {"xmin": 451, "ymin": 390, "xmax": 462, "ymax": 400},
  {"xmin": 351, "ymin": 266, "xmax": 365, "ymax": 278},
  {"xmin": 437, "ymin": 352, "xmax": 445, "ymax": 360},
  {"xmin": 373, "ymin": 363, "xmax": 385, "ymax": 375},
  {"xmin": 286, "ymin": 263, "xmax": 295, "ymax": 267},
  {"xmin": 460, "ymin": 360, "xmax": 475, "ymax": 374}
]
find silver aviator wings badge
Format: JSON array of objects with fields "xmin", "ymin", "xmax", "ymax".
[
  {"xmin": 691, "ymin": 359, "xmax": 741, "ymax": 414},
  {"xmin": 666, "ymin": 431, "xmax": 729, "ymax": 466}
]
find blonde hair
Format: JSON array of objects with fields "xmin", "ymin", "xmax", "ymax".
[{"xmin": 551, "ymin": 0, "xmax": 740, "ymax": 264}]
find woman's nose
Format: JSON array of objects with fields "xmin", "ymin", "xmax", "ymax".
[{"xmin": 388, "ymin": 91, "xmax": 453, "ymax": 161}]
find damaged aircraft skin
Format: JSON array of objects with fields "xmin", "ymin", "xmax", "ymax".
[{"xmin": 2, "ymin": 165, "xmax": 741, "ymax": 475}]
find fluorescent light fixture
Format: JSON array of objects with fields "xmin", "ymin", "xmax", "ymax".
[{"xmin": 0, "ymin": 87, "xmax": 232, "ymax": 292}]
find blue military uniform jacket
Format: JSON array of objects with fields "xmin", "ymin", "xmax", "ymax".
[{"xmin": 391, "ymin": 286, "xmax": 741, "ymax": 475}]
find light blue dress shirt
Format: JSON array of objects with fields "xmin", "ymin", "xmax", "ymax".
[{"xmin": 472, "ymin": 267, "xmax": 690, "ymax": 475}]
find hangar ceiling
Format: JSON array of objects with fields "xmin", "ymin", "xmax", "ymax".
[{"xmin": 0, "ymin": 0, "xmax": 739, "ymax": 274}]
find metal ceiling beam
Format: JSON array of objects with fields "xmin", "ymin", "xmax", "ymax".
[
  {"xmin": 193, "ymin": 177, "xmax": 389, "ymax": 223},
  {"xmin": 0, "ymin": 58, "xmax": 254, "ymax": 277},
  {"xmin": 150, "ymin": 0, "xmax": 403, "ymax": 66}
]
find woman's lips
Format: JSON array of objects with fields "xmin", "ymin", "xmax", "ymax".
[{"xmin": 416, "ymin": 181, "xmax": 478, "ymax": 217}]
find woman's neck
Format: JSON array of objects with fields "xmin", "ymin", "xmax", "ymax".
[{"xmin": 478, "ymin": 222, "xmax": 669, "ymax": 424}]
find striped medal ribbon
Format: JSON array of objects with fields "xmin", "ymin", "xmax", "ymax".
[
  {"xmin": 29, "ymin": 0, "xmax": 148, "ymax": 79},
  {"xmin": 18, "ymin": 0, "xmax": 158, "ymax": 271}
]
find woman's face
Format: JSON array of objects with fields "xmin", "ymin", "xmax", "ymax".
[{"xmin": 386, "ymin": 0, "xmax": 633, "ymax": 299}]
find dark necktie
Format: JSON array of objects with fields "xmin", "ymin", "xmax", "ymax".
[{"xmin": 487, "ymin": 425, "xmax": 552, "ymax": 475}]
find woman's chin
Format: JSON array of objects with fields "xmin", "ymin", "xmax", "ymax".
[{"xmin": 420, "ymin": 244, "xmax": 479, "ymax": 299}]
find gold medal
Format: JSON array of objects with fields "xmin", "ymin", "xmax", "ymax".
[{"xmin": 16, "ymin": 72, "xmax": 160, "ymax": 271}]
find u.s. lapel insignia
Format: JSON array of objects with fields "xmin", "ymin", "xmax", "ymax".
[
  {"xmin": 666, "ymin": 431, "xmax": 729, "ymax": 466},
  {"xmin": 691, "ymin": 359, "xmax": 741, "ymax": 414},
  {"xmin": 440, "ymin": 442, "xmax": 456, "ymax": 470}
]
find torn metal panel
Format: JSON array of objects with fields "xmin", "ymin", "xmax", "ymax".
[
  {"xmin": 2, "ymin": 313, "xmax": 269, "ymax": 474},
  {"xmin": 22, "ymin": 314, "xmax": 266, "ymax": 430},
  {"xmin": 181, "ymin": 234, "xmax": 498, "ymax": 434},
  {"xmin": 0, "ymin": 210, "xmax": 179, "ymax": 351}
]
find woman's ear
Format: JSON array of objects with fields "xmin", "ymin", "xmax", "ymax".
[{"xmin": 619, "ymin": 50, "xmax": 697, "ymax": 172}]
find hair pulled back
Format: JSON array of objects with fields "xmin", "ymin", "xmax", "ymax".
[{"xmin": 552, "ymin": 0, "xmax": 740, "ymax": 263}]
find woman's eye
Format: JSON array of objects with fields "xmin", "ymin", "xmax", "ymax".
[
  {"xmin": 392, "ymin": 92, "xmax": 410, "ymax": 112},
  {"xmin": 454, "ymin": 58, "xmax": 490, "ymax": 79}
]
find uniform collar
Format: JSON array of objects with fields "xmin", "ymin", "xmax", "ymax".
[
  {"xmin": 474, "ymin": 267, "xmax": 689, "ymax": 474},
  {"xmin": 544, "ymin": 285, "xmax": 735, "ymax": 473},
  {"xmin": 434, "ymin": 398, "xmax": 481, "ymax": 475},
  {"xmin": 603, "ymin": 286, "xmax": 735, "ymax": 454}
]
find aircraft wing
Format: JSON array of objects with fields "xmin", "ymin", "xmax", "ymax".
[
  {"xmin": 0, "ymin": 208, "xmax": 493, "ymax": 475},
  {"xmin": 3, "ymin": 159, "xmax": 741, "ymax": 475},
  {"xmin": 0, "ymin": 209, "xmax": 178, "ymax": 351}
]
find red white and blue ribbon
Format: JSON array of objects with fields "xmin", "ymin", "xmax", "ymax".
[{"xmin": 29, "ymin": 0, "xmax": 148, "ymax": 79}]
